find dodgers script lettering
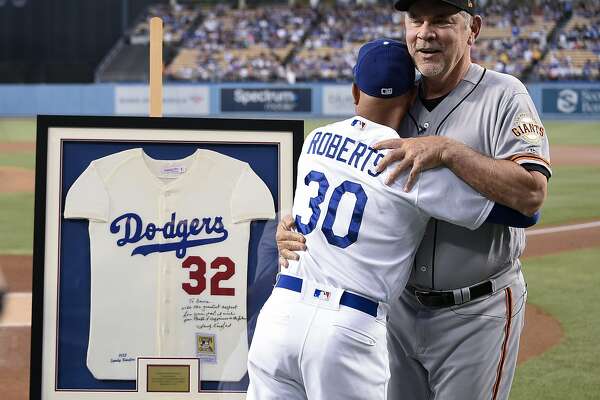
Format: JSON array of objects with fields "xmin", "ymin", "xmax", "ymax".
[{"xmin": 110, "ymin": 212, "xmax": 228, "ymax": 258}]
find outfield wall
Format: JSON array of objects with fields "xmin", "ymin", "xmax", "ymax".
[{"xmin": 1, "ymin": 82, "xmax": 599, "ymax": 120}]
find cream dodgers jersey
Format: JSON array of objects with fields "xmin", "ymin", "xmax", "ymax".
[
  {"xmin": 64, "ymin": 148, "xmax": 275, "ymax": 381},
  {"xmin": 288, "ymin": 117, "xmax": 494, "ymax": 303}
]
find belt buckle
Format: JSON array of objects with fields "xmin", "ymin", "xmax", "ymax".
[
  {"xmin": 413, "ymin": 289, "xmax": 456, "ymax": 308},
  {"xmin": 414, "ymin": 290, "xmax": 434, "ymax": 307}
]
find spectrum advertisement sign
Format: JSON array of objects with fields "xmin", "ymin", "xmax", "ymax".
[
  {"xmin": 221, "ymin": 88, "xmax": 312, "ymax": 113},
  {"xmin": 542, "ymin": 88, "xmax": 600, "ymax": 115}
]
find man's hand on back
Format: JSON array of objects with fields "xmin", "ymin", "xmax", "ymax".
[{"xmin": 276, "ymin": 214, "xmax": 306, "ymax": 268}]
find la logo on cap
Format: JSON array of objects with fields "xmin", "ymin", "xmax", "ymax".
[{"xmin": 381, "ymin": 88, "xmax": 393, "ymax": 95}]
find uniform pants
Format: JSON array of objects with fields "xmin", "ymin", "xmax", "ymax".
[
  {"xmin": 387, "ymin": 271, "xmax": 527, "ymax": 400},
  {"xmin": 247, "ymin": 287, "xmax": 389, "ymax": 400}
]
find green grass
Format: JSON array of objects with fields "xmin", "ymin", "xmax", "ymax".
[
  {"xmin": 546, "ymin": 121, "xmax": 600, "ymax": 146},
  {"xmin": 540, "ymin": 165, "xmax": 600, "ymax": 226},
  {"xmin": 0, "ymin": 118, "xmax": 36, "ymax": 142},
  {"xmin": 303, "ymin": 119, "xmax": 337, "ymax": 137},
  {"xmin": 1, "ymin": 118, "xmax": 597, "ymax": 147},
  {"xmin": 0, "ymin": 152, "xmax": 35, "ymax": 169},
  {"xmin": 512, "ymin": 248, "xmax": 600, "ymax": 399},
  {"xmin": 0, "ymin": 193, "xmax": 34, "ymax": 254}
]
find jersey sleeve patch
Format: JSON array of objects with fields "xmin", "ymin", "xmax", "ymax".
[{"xmin": 511, "ymin": 113, "xmax": 546, "ymax": 146}]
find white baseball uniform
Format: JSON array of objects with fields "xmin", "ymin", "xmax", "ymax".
[
  {"xmin": 247, "ymin": 116, "xmax": 494, "ymax": 399},
  {"xmin": 64, "ymin": 148, "xmax": 275, "ymax": 381}
]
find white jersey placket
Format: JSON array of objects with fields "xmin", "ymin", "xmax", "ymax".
[{"xmin": 157, "ymin": 185, "xmax": 174, "ymax": 356}]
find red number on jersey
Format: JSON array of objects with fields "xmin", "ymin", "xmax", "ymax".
[
  {"xmin": 181, "ymin": 256, "xmax": 235, "ymax": 296},
  {"xmin": 181, "ymin": 256, "xmax": 207, "ymax": 295},
  {"xmin": 210, "ymin": 257, "xmax": 235, "ymax": 296}
]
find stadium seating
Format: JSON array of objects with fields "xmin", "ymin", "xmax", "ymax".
[
  {"xmin": 96, "ymin": 0, "xmax": 600, "ymax": 83},
  {"xmin": 532, "ymin": 0, "xmax": 600, "ymax": 80}
]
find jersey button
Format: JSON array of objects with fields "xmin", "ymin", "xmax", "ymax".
[{"xmin": 420, "ymin": 266, "xmax": 428, "ymax": 272}]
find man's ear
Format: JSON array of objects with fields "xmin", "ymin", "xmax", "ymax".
[
  {"xmin": 469, "ymin": 15, "xmax": 482, "ymax": 45},
  {"xmin": 352, "ymin": 83, "xmax": 360, "ymax": 105}
]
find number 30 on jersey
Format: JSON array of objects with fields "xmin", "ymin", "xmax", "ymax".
[{"xmin": 295, "ymin": 170, "xmax": 368, "ymax": 248}]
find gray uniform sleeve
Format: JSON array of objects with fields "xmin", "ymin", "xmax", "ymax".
[
  {"xmin": 411, "ymin": 168, "xmax": 494, "ymax": 230},
  {"xmin": 494, "ymin": 90, "xmax": 552, "ymax": 177}
]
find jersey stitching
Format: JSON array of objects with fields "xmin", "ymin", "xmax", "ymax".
[
  {"xmin": 509, "ymin": 154, "xmax": 551, "ymax": 167},
  {"xmin": 431, "ymin": 220, "xmax": 438, "ymax": 289},
  {"xmin": 428, "ymin": 68, "xmax": 485, "ymax": 291},
  {"xmin": 298, "ymin": 306, "xmax": 320, "ymax": 383},
  {"xmin": 407, "ymin": 112, "xmax": 420, "ymax": 135},
  {"xmin": 435, "ymin": 69, "xmax": 487, "ymax": 136},
  {"xmin": 492, "ymin": 287, "xmax": 513, "ymax": 400}
]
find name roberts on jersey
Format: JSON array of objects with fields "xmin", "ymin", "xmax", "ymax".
[{"xmin": 305, "ymin": 120, "xmax": 385, "ymax": 178}]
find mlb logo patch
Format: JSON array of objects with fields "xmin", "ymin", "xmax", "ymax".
[
  {"xmin": 314, "ymin": 289, "xmax": 332, "ymax": 301},
  {"xmin": 381, "ymin": 88, "xmax": 393, "ymax": 96},
  {"xmin": 351, "ymin": 119, "xmax": 366, "ymax": 129}
]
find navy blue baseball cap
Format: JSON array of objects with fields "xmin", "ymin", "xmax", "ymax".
[
  {"xmin": 353, "ymin": 39, "xmax": 415, "ymax": 99},
  {"xmin": 394, "ymin": 0, "xmax": 476, "ymax": 15}
]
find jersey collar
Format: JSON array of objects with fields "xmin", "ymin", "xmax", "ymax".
[
  {"xmin": 462, "ymin": 63, "xmax": 485, "ymax": 86},
  {"xmin": 350, "ymin": 115, "xmax": 399, "ymax": 136}
]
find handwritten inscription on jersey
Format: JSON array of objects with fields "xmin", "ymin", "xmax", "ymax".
[
  {"xmin": 182, "ymin": 299, "xmax": 246, "ymax": 331},
  {"xmin": 109, "ymin": 212, "xmax": 228, "ymax": 258}
]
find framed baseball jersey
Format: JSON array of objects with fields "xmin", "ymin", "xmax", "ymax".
[{"xmin": 30, "ymin": 115, "xmax": 303, "ymax": 400}]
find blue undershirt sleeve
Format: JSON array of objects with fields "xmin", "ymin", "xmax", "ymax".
[{"xmin": 486, "ymin": 203, "xmax": 540, "ymax": 228}]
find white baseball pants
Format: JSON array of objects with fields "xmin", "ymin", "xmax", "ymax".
[{"xmin": 247, "ymin": 283, "xmax": 389, "ymax": 400}]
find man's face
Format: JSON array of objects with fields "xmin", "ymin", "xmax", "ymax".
[{"xmin": 404, "ymin": 0, "xmax": 472, "ymax": 79}]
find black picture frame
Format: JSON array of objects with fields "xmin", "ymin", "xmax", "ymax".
[{"xmin": 30, "ymin": 115, "xmax": 303, "ymax": 400}]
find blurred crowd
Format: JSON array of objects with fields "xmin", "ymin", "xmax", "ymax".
[
  {"xmin": 531, "ymin": 0, "xmax": 600, "ymax": 80},
  {"xmin": 288, "ymin": 4, "xmax": 404, "ymax": 81},
  {"xmin": 168, "ymin": 4, "xmax": 317, "ymax": 81},
  {"xmin": 185, "ymin": 5, "xmax": 317, "ymax": 50},
  {"xmin": 472, "ymin": 38, "xmax": 544, "ymax": 77},
  {"xmin": 129, "ymin": 3, "xmax": 200, "ymax": 44},
  {"xmin": 130, "ymin": 0, "xmax": 600, "ymax": 82}
]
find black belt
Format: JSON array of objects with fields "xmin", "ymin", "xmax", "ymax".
[{"xmin": 407, "ymin": 281, "xmax": 494, "ymax": 308}]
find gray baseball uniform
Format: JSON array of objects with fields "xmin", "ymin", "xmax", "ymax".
[{"xmin": 387, "ymin": 64, "xmax": 551, "ymax": 400}]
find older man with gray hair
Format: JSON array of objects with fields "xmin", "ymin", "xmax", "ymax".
[{"xmin": 277, "ymin": 1, "xmax": 550, "ymax": 399}]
